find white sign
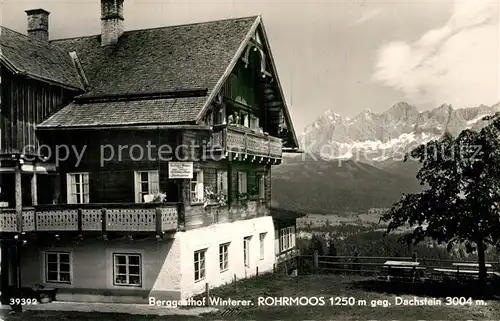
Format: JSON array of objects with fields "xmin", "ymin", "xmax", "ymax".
[{"xmin": 168, "ymin": 162, "xmax": 193, "ymax": 179}]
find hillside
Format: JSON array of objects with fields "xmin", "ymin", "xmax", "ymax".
[{"xmin": 271, "ymin": 155, "xmax": 422, "ymax": 214}]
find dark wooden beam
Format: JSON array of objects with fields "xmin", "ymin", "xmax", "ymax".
[
  {"xmin": 31, "ymin": 167, "xmax": 38, "ymax": 206},
  {"xmin": 74, "ymin": 88, "xmax": 208, "ymax": 104},
  {"xmin": 15, "ymin": 166, "xmax": 22, "ymax": 232}
]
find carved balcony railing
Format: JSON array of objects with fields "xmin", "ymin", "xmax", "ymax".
[
  {"xmin": 208, "ymin": 125, "xmax": 282, "ymax": 159},
  {"xmin": 0, "ymin": 203, "xmax": 180, "ymax": 233}
]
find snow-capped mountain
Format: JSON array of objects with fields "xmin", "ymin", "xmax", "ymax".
[{"xmin": 301, "ymin": 102, "xmax": 500, "ymax": 162}]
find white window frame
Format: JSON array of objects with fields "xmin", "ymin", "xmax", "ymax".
[
  {"xmin": 219, "ymin": 243, "xmax": 229, "ymax": 272},
  {"xmin": 238, "ymin": 172, "xmax": 247, "ymax": 196},
  {"xmin": 66, "ymin": 172, "xmax": 89, "ymax": 204},
  {"xmin": 191, "ymin": 170, "xmax": 204, "ymax": 204},
  {"xmin": 242, "ymin": 112, "xmax": 249, "ymax": 127},
  {"xmin": 279, "ymin": 226, "xmax": 296, "ymax": 252},
  {"xmin": 113, "ymin": 253, "xmax": 142, "ymax": 287},
  {"xmin": 243, "ymin": 236, "xmax": 252, "ymax": 267},
  {"xmin": 194, "ymin": 249, "xmax": 206, "ymax": 282},
  {"xmin": 45, "ymin": 251, "xmax": 72, "ymax": 284},
  {"xmin": 258, "ymin": 174, "xmax": 265, "ymax": 199},
  {"xmin": 216, "ymin": 170, "xmax": 228, "ymax": 198},
  {"xmin": 259, "ymin": 233, "xmax": 266, "ymax": 260},
  {"xmin": 134, "ymin": 170, "xmax": 160, "ymax": 203}
]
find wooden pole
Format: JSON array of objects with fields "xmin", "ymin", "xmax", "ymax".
[
  {"xmin": 256, "ymin": 266, "xmax": 259, "ymax": 277},
  {"xmin": 205, "ymin": 283, "xmax": 209, "ymax": 307},
  {"xmin": 31, "ymin": 167, "xmax": 38, "ymax": 206},
  {"xmin": 15, "ymin": 167, "xmax": 22, "ymax": 232}
]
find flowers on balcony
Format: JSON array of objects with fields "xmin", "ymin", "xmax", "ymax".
[
  {"xmin": 143, "ymin": 192, "xmax": 167, "ymax": 203},
  {"xmin": 204, "ymin": 186, "xmax": 227, "ymax": 208}
]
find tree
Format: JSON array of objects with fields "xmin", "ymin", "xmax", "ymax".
[
  {"xmin": 381, "ymin": 113, "xmax": 500, "ymax": 284},
  {"xmin": 327, "ymin": 235, "xmax": 337, "ymax": 257}
]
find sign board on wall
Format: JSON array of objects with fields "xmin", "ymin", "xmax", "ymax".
[{"xmin": 168, "ymin": 162, "xmax": 194, "ymax": 179}]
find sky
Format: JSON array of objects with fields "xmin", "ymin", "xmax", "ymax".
[{"xmin": 1, "ymin": 0, "xmax": 499, "ymax": 132}]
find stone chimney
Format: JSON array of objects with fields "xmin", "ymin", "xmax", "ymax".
[
  {"xmin": 25, "ymin": 9, "xmax": 50, "ymax": 42},
  {"xmin": 101, "ymin": 0, "xmax": 124, "ymax": 46}
]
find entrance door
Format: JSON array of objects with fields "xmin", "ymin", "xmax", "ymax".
[{"xmin": 0, "ymin": 241, "xmax": 20, "ymax": 305}]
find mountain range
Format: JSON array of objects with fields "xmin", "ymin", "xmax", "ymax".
[
  {"xmin": 271, "ymin": 102, "xmax": 499, "ymax": 215},
  {"xmin": 301, "ymin": 102, "xmax": 499, "ymax": 163}
]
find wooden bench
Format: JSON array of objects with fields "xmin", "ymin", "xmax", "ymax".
[
  {"xmin": 383, "ymin": 260, "xmax": 425, "ymax": 282},
  {"xmin": 433, "ymin": 267, "xmax": 494, "ymax": 281}
]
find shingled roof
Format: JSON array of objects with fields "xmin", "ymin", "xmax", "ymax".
[
  {"xmin": 35, "ymin": 16, "xmax": 259, "ymax": 128},
  {"xmin": 39, "ymin": 96, "xmax": 208, "ymax": 128},
  {"xmin": 51, "ymin": 16, "xmax": 258, "ymax": 98},
  {"xmin": 0, "ymin": 26, "xmax": 83, "ymax": 90}
]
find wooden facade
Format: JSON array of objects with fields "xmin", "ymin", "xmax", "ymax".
[
  {"xmin": 0, "ymin": 20, "xmax": 291, "ymax": 236},
  {"xmin": 0, "ymin": 66, "xmax": 77, "ymax": 154}
]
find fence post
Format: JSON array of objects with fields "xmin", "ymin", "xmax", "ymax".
[
  {"xmin": 205, "ymin": 283, "xmax": 210, "ymax": 307},
  {"xmin": 256, "ymin": 266, "xmax": 259, "ymax": 277},
  {"xmin": 273, "ymin": 263, "xmax": 275, "ymax": 274},
  {"xmin": 313, "ymin": 250, "xmax": 319, "ymax": 273}
]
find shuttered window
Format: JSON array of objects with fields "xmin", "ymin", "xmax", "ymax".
[{"xmin": 191, "ymin": 170, "xmax": 204, "ymax": 203}]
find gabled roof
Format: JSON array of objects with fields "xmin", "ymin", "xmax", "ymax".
[
  {"xmin": 31, "ymin": 15, "xmax": 299, "ymax": 149},
  {"xmin": 0, "ymin": 26, "xmax": 83, "ymax": 90}
]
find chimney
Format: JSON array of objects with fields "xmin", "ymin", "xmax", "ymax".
[
  {"xmin": 101, "ymin": 0, "xmax": 124, "ymax": 46},
  {"xmin": 25, "ymin": 9, "xmax": 50, "ymax": 42}
]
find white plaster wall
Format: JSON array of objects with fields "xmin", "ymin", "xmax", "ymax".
[
  {"xmin": 149, "ymin": 234, "xmax": 182, "ymax": 300},
  {"xmin": 20, "ymin": 238, "xmax": 180, "ymax": 303},
  {"xmin": 178, "ymin": 216, "xmax": 275, "ymax": 299}
]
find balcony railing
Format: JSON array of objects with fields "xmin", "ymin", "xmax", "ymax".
[
  {"xmin": 0, "ymin": 203, "xmax": 180, "ymax": 233},
  {"xmin": 209, "ymin": 125, "xmax": 282, "ymax": 159}
]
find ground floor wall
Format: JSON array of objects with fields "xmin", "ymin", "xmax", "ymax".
[
  {"xmin": 177, "ymin": 215, "xmax": 275, "ymax": 300},
  {"xmin": 20, "ymin": 237, "xmax": 182, "ymax": 303},
  {"xmin": 16, "ymin": 216, "xmax": 277, "ymax": 303}
]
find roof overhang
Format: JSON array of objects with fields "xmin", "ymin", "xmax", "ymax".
[
  {"xmin": 270, "ymin": 207, "xmax": 307, "ymax": 220},
  {"xmin": 194, "ymin": 16, "xmax": 300, "ymax": 150},
  {"xmin": 36, "ymin": 124, "xmax": 212, "ymax": 131},
  {"xmin": 0, "ymin": 54, "xmax": 84, "ymax": 91}
]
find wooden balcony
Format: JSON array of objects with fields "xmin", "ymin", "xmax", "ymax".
[
  {"xmin": 208, "ymin": 125, "xmax": 282, "ymax": 160},
  {"xmin": 0, "ymin": 203, "xmax": 180, "ymax": 234}
]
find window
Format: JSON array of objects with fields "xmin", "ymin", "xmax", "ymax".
[
  {"xmin": 134, "ymin": 170, "xmax": 159, "ymax": 203},
  {"xmin": 241, "ymin": 112, "xmax": 249, "ymax": 127},
  {"xmin": 113, "ymin": 253, "xmax": 142, "ymax": 287},
  {"xmin": 216, "ymin": 170, "xmax": 228, "ymax": 198},
  {"xmin": 258, "ymin": 174, "xmax": 265, "ymax": 199},
  {"xmin": 191, "ymin": 170, "xmax": 204, "ymax": 203},
  {"xmin": 279, "ymin": 226, "xmax": 296, "ymax": 252},
  {"xmin": 219, "ymin": 243, "xmax": 229, "ymax": 272},
  {"xmin": 259, "ymin": 233, "xmax": 266, "ymax": 260},
  {"xmin": 194, "ymin": 249, "xmax": 206, "ymax": 282},
  {"xmin": 45, "ymin": 252, "xmax": 71, "ymax": 283},
  {"xmin": 238, "ymin": 172, "xmax": 247, "ymax": 197},
  {"xmin": 66, "ymin": 173, "xmax": 89, "ymax": 204},
  {"xmin": 205, "ymin": 111, "xmax": 214, "ymax": 126},
  {"xmin": 243, "ymin": 236, "xmax": 252, "ymax": 267}
]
